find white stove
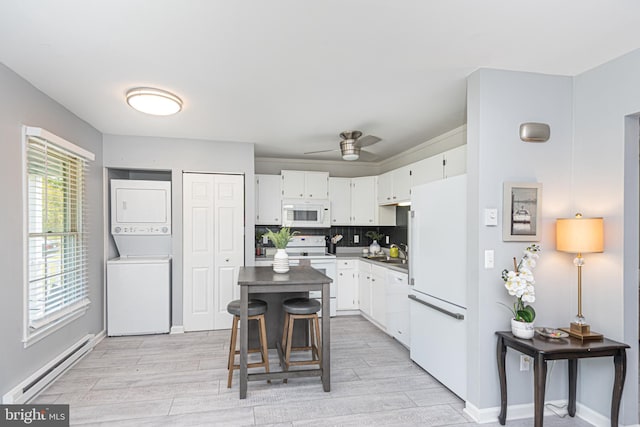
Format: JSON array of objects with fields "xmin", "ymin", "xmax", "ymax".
[{"xmin": 286, "ymin": 235, "xmax": 337, "ymax": 316}]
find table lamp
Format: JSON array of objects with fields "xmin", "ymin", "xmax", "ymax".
[{"xmin": 556, "ymin": 213, "xmax": 604, "ymax": 340}]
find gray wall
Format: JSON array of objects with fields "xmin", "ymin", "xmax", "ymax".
[
  {"xmin": 0, "ymin": 63, "xmax": 104, "ymax": 398},
  {"xmin": 467, "ymin": 69, "xmax": 575, "ymax": 411},
  {"xmin": 468, "ymin": 55, "xmax": 640, "ymax": 424},
  {"xmin": 572, "ymin": 48, "xmax": 640, "ymax": 424},
  {"xmin": 102, "ymin": 135, "xmax": 255, "ymax": 328}
]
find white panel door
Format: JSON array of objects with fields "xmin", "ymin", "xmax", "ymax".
[
  {"xmin": 183, "ymin": 174, "xmax": 215, "ymax": 331},
  {"xmin": 183, "ymin": 173, "xmax": 245, "ymax": 331},
  {"xmin": 328, "ymin": 177, "xmax": 351, "ymax": 225},
  {"xmin": 213, "ymin": 174, "xmax": 245, "ymax": 329}
]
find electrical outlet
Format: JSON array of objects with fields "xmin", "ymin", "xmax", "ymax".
[
  {"xmin": 262, "ymin": 235, "xmax": 269, "ymax": 245},
  {"xmin": 385, "ymin": 236, "xmax": 390, "ymax": 244},
  {"xmin": 520, "ymin": 355, "xmax": 531, "ymax": 371},
  {"xmin": 354, "ymin": 234, "xmax": 359, "ymax": 244}
]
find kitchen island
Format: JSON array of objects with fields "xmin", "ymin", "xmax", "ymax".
[{"xmin": 237, "ymin": 266, "xmax": 332, "ymax": 399}]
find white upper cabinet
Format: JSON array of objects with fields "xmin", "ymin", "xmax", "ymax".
[
  {"xmin": 255, "ymin": 174, "xmax": 282, "ymax": 225},
  {"xmin": 281, "ymin": 170, "xmax": 329, "ymax": 199},
  {"xmin": 328, "ymin": 177, "xmax": 352, "ymax": 225},
  {"xmin": 443, "ymin": 145, "xmax": 467, "ymax": 179},
  {"xmin": 411, "ymin": 145, "xmax": 467, "ymax": 187},
  {"xmin": 351, "ymin": 176, "xmax": 377, "ymax": 225},
  {"xmin": 377, "ymin": 171, "xmax": 393, "ymax": 205},
  {"xmin": 377, "ymin": 166, "xmax": 411, "ymax": 205}
]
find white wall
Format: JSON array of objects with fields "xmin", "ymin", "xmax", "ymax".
[
  {"xmin": 572, "ymin": 48, "xmax": 640, "ymax": 425},
  {"xmin": 466, "ymin": 69, "xmax": 576, "ymax": 410},
  {"xmin": 0, "ymin": 63, "xmax": 104, "ymax": 398},
  {"xmin": 103, "ymin": 135, "xmax": 255, "ymax": 328}
]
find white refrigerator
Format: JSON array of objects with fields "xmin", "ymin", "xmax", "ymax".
[{"xmin": 409, "ymin": 174, "xmax": 467, "ymax": 399}]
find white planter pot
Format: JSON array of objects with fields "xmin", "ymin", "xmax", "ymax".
[
  {"xmin": 511, "ymin": 318, "xmax": 535, "ymax": 339},
  {"xmin": 273, "ymin": 248, "xmax": 290, "ymax": 273},
  {"xmin": 369, "ymin": 240, "xmax": 381, "ymax": 255}
]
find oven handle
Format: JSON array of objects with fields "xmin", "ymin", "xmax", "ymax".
[{"xmin": 408, "ymin": 294, "xmax": 464, "ymax": 320}]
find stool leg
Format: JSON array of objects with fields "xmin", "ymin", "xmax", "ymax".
[
  {"xmin": 313, "ymin": 314, "xmax": 322, "ymax": 364},
  {"xmin": 281, "ymin": 311, "xmax": 289, "ymax": 356},
  {"xmin": 258, "ymin": 314, "xmax": 271, "ymax": 383},
  {"xmin": 227, "ymin": 315, "xmax": 239, "ymax": 388},
  {"xmin": 285, "ymin": 314, "xmax": 295, "ymax": 368}
]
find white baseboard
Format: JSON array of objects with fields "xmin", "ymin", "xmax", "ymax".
[
  {"xmin": 170, "ymin": 325, "xmax": 185, "ymax": 334},
  {"xmin": 464, "ymin": 400, "xmax": 639, "ymax": 426},
  {"xmin": 3, "ymin": 333, "xmax": 99, "ymax": 404},
  {"xmin": 464, "ymin": 400, "xmax": 568, "ymax": 424}
]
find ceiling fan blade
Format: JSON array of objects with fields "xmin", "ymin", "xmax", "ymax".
[
  {"xmin": 355, "ymin": 135, "xmax": 382, "ymax": 147},
  {"xmin": 357, "ymin": 150, "xmax": 378, "ymax": 162},
  {"xmin": 304, "ymin": 148, "xmax": 340, "ymax": 155}
]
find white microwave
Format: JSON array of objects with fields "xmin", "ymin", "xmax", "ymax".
[{"xmin": 282, "ymin": 199, "xmax": 330, "ymax": 228}]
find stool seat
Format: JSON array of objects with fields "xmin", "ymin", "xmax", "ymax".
[
  {"xmin": 282, "ymin": 298, "xmax": 321, "ymax": 315},
  {"xmin": 227, "ymin": 299, "xmax": 267, "ymax": 317}
]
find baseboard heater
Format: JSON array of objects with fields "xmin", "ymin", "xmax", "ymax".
[{"xmin": 3, "ymin": 334, "xmax": 97, "ymax": 404}]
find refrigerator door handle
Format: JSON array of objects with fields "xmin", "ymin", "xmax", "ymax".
[{"xmin": 408, "ymin": 294, "xmax": 465, "ymax": 320}]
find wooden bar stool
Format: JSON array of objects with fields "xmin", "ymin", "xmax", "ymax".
[
  {"xmin": 281, "ymin": 297, "xmax": 322, "ymax": 374},
  {"xmin": 226, "ymin": 299, "xmax": 269, "ymax": 388}
]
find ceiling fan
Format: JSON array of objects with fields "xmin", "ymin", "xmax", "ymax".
[{"xmin": 304, "ymin": 130, "xmax": 382, "ymax": 161}]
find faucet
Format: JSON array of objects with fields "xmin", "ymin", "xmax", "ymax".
[{"xmin": 391, "ymin": 243, "xmax": 408, "ymax": 260}]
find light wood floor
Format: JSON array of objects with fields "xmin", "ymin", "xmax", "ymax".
[{"xmin": 34, "ymin": 316, "xmax": 594, "ymax": 426}]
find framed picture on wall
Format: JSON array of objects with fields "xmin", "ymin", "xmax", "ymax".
[{"xmin": 502, "ymin": 182, "xmax": 542, "ymax": 241}]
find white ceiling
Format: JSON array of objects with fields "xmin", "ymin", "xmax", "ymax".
[{"xmin": 1, "ymin": 1, "xmax": 639, "ymax": 162}]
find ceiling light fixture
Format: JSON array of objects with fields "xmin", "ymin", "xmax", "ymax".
[
  {"xmin": 126, "ymin": 87, "xmax": 183, "ymax": 116},
  {"xmin": 340, "ymin": 139, "xmax": 360, "ymax": 161}
]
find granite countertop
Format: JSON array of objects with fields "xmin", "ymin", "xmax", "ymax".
[{"xmin": 254, "ymin": 249, "xmax": 408, "ymax": 273}]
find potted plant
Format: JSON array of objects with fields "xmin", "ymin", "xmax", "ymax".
[
  {"xmin": 365, "ymin": 230, "xmax": 384, "ymax": 254},
  {"xmin": 263, "ymin": 227, "xmax": 298, "ymax": 273},
  {"xmin": 500, "ymin": 244, "xmax": 541, "ymax": 339}
]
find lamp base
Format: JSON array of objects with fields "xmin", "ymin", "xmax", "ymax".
[{"xmin": 559, "ymin": 322, "xmax": 603, "ymax": 340}]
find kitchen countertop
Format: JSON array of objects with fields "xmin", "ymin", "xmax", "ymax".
[{"xmin": 254, "ymin": 250, "xmax": 409, "ymax": 273}]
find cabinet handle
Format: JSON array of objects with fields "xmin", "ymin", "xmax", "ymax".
[
  {"xmin": 309, "ymin": 194, "xmax": 312, "ymax": 197},
  {"xmin": 393, "ymin": 196, "xmax": 396, "ymax": 199},
  {"xmin": 299, "ymin": 193, "xmax": 303, "ymax": 197},
  {"xmin": 225, "ymin": 258, "xmax": 230, "ymax": 262}
]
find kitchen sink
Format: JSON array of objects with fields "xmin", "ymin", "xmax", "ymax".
[{"xmin": 363, "ymin": 255, "xmax": 408, "ymax": 268}]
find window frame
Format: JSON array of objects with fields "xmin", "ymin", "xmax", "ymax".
[{"xmin": 22, "ymin": 126, "xmax": 95, "ymax": 347}]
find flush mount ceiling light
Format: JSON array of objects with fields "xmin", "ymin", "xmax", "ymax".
[{"xmin": 125, "ymin": 87, "xmax": 183, "ymax": 116}]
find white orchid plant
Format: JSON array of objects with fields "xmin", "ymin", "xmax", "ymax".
[{"xmin": 500, "ymin": 244, "xmax": 541, "ymax": 323}]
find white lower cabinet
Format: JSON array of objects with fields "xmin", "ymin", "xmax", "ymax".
[
  {"xmin": 357, "ymin": 261, "xmax": 372, "ymax": 317},
  {"xmin": 336, "ymin": 259, "xmax": 358, "ymax": 311},
  {"xmin": 386, "ymin": 269, "xmax": 410, "ymax": 347},
  {"xmin": 370, "ymin": 265, "xmax": 387, "ymax": 329}
]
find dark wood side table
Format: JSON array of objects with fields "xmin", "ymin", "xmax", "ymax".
[{"xmin": 495, "ymin": 331, "xmax": 629, "ymax": 427}]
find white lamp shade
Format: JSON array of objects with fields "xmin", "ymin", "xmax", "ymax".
[{"xmin": 556, "ymin": 216, "xmax": 604, "ymax": 254}]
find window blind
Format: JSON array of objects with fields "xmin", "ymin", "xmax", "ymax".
[{"xmin": 25, "ymin": 129, "xmax": 91, "ymax": 335}]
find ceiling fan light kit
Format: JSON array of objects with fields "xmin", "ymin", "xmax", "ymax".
[
  {"xmin": 304, "ymin": 129, "xmax": 381, "ymax": 161},
  {"xmin": 126, "ymin": 87, "xmax": 183, "ymax": 116}
]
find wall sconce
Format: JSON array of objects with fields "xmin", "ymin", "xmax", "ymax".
[
  {"xmin": 519, "ymin": 123, "xmax": 550, "ymax": 142},
  {"xmin": 556, "ymin": 213, "xmax": 604, "ymax": 340}
]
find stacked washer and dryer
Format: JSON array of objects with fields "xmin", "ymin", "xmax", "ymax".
[{"xmin": 106, "ymin": 179, "xmax": 172, "ymax": 336}]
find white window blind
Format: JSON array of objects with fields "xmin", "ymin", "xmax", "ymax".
[{"xmin": 24, "ymin": 127, "xmax": 93, "ymax": 340}]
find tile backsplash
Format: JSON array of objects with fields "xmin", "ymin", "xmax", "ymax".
[{"xmin": 256, "ymin": 206, "xmax": 409, "ymax": 250}]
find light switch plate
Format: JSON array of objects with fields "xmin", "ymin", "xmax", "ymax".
[
  {"xmin": 484, "ymin": 249, "xmax": 494, "ymax": 269},
  {"xmin": 354, "ymin": 235, "xmax": 359, "ymax": 244},
  {"xmin": 484, "ymin": 208, "xmax": 498, "ymax": 226}
]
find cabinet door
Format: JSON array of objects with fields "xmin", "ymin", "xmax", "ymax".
[
  {"xmin": 351, "ymin": 176, "xmax": 376, "ymax": 225},
  {"xmin": 370, "ymin": 265, "xmax": 387, "ymax": 328},
  {"xmin": 329, "ymin": 177, "xmax": 352, "ymax": 225},
  {"xmin": 358, "ymin": 263, "xmax": 372, "ymax": 316},
  {"xmin": 411, "ymin": 155, "xmax": 443, "ymax": 187},
  {"xmin": 281, "ymin": 170, "xmax": 306, "ymax": 198},
  {"xmin": 255, "ymin": 174, "xmax": 282, "ymax": 225},
  {"xmin": 393, "ymin": 165, "xmax": 412, "ymax": 202},
  {"xmin": 336, "ymin": 266, "xmax": 358, "ymax": 310},
  {"xmin": 377, "ymin": 171, "xmax": 393, "ymax": 205},
  {"xmin": 443, "ymin": 145, "xmax": 467, "ymax": 179},
  {"xmin": 386, "ymin": 270, "xmax": 410, "ymax": 347},
  {"xmin": 304, "ymin": 171, "xmax": 329, "ymax": 199}
]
